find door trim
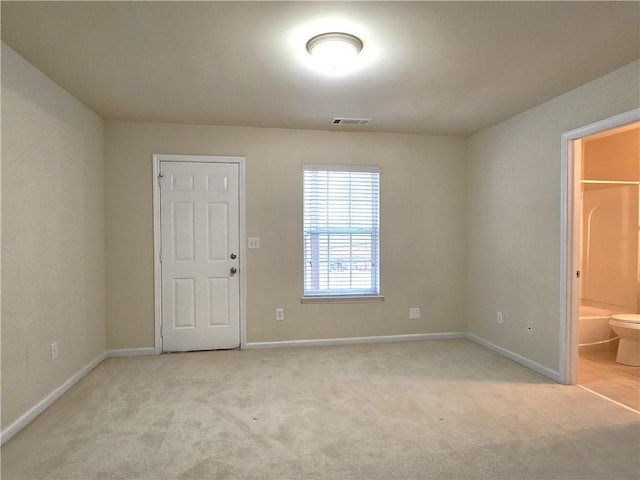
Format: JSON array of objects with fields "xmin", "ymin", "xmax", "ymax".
[
  {"xmin": 559, "ymin": 108, "xmax": 639, "ymax": 384},
  {"xmin": 153, "ymin": 154, "xmax": 247, "ymax": 354}
]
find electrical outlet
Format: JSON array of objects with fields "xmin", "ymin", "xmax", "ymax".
[
  {"xmin": 51, "ymin": 342, "xmax": 58, "ymax": 360},
  {"xmin": 409, "ymin": 307, "xmax": 421, "ymax": 319},
  {"xmin": 276, "ymin": 308, "xmax": 284, "ymax": 321},
  {"xmin": 497, "ymin": 311, "xmax": 503, "ymax": 325},
  {"xmin": 527, "ymin": 321, "xmax": 534, "ymax": 335}
]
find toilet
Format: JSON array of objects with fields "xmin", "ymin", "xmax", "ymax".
[{"xmin": 609, "ymin": 314, "xmax": 640, "ymax": 366}]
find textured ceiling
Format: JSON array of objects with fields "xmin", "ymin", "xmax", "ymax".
[{"xmin": 2, "ymin": 1, "xmax": 639, "ymax": 136}]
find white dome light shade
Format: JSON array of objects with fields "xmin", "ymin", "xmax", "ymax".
[{"xmin": 306, "ymin": 32, "xmax": 363, "ymax": 71}]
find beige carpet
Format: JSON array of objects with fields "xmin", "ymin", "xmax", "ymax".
[{"xmin": 2, "ymin": 339, "xmax": 639, "ymax": 479}]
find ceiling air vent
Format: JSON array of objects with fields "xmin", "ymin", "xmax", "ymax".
[{"xmin": 331, "ymin": 117, "xmax": 371, "ymax": 126}]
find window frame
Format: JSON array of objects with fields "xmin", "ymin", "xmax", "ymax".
[{"xmin": 301, "ymin": 164, "xmax": 383, "ymax": 303}]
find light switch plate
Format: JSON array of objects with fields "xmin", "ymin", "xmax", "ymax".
[{"xmin": 248, "ymin": 237, "xmax": 260, "ymax": 249}]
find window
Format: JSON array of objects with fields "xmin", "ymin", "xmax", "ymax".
[{"xmin": 303, "ymin": 165, "xmax": 380, "ymax": 298}]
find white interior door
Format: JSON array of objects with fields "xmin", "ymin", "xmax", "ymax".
[{"xmin": 160, "ymin": 161, "xmax": 240, "ymax": 351}]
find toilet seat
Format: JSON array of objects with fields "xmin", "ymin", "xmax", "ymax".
[{"xmin": 611, "ymin": 314, "xmax": 640, "ymax": 324}]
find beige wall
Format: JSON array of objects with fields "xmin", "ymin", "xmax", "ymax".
[
  {"xmin": 466, "ymin": 60, "xmax": 640, "ymax": 373},
  {"xmin": 104, "ymin": 122, "xmax": 468, "ymax": 347},
  {"xmin": 583, "ymin": 126, "xmax": 639, "ymax": 182},
  {"xmin": 1, "ymin": 44, "xmax": 106, "ymax": 429}
]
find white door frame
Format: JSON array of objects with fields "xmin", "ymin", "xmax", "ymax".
[
  {"xmin": 153, "ymin": 154, "xmax": 247, "ymax": 354},
  {"xmin": 559, "ymin": 108, "xmax": 639, "ymax": 384}
]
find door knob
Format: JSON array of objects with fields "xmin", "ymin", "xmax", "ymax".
[
  {"xmin": 230, "ymin": 253, "xmax": 237, "ymax": 259},
  {"xmin": 230, "ymin": 267, "xmax": 237, "ymax": 276}
]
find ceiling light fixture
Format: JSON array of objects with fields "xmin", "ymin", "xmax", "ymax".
[{"xmin": 306, "ymin": 32, "xmax": 363, "ymax": 71}]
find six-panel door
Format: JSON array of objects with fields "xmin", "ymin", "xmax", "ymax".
[{"xmin": 160, "ymin": 161, "xmax": 240, "ymax": 351}]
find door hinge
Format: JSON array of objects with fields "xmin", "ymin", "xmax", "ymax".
[
  {"xmin": 576, "ymin": 270, "xmax": 581, "ymax": 278},
  {"xmin": 157, "ymin": 174, "xmax": 164, "ymax": 187},
  {"xmin": 160, "ymin": 325, "xmax": 163, "ymax": 337},
  {"xmin": 159, "ymin": 250, "xmax": 163, "ymax": 263}
]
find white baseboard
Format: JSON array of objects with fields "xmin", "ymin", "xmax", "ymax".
[
  {"xmin": 466, "ymin": 333, "xmax": 560, "ymax": 382},
  {"xmin": 1, "ymin": 347, "xmax": 156, "ymax": 446},
  {"xmin": 245, "ymin": 332, "xmax": 466, "ymax": 349},
  {"xmin": 106, "ymin": 347, "xmax": 156, "ymax": 357},
  {"xmin": 1, "ymin": 351, "xmax": 107, "ymax": 446}
]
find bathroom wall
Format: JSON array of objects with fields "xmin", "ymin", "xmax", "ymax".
[
  {"xmin": 583, "ymin": 126, "xmax": 639, "ymax": 181},
  {"xmin": 580, "ymin": 125, "xmax": 640, "ymax": 313}
]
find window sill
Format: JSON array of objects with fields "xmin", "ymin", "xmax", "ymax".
[{"xmin": 300, "ymin": 295, "xmax": 385, "ymax": 304}]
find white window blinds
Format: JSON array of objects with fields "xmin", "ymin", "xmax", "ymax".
[{"xmin": 303, "ymin": 165, "xmax": 380, "ymax": 296}]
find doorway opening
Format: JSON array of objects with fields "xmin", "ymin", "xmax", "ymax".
[{"xmin": 560, "ymin": 110, "xmax": 639, "ymax": 411}]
